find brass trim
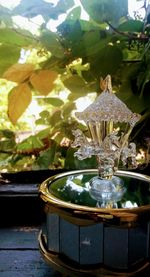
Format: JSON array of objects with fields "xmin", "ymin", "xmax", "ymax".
[
  {"xmin": 39, "ymin": 169, "xmax": 150, "ymax": 224},
  {"xmin": 38, "ymin": 230, "xmax": 150, "ymax": 277}
]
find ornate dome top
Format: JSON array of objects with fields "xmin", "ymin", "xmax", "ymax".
[{"xmin": 75, "ymin": 75, "xmax": 141, "ymax": 127}]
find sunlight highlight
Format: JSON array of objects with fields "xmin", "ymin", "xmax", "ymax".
[
  {"xmin": 128, "ymin": 0, "xmax": 146, "ymax": 18},
  {"xmin": 0, "ymin": 0, "xmax": 20, "ymax": 9},
  {"xmin": 12, "ymin": 15, "xmax": 45, "ymax": 35}
]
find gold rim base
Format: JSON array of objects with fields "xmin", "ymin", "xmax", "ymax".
[{"xmin": 38, "ymin": 230, "xmax": 150, "ymax": 277}]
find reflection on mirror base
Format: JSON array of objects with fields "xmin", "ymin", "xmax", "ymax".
[{"xmin": 89, "ymin": 175, "xmax": 126, "ymax": 208}]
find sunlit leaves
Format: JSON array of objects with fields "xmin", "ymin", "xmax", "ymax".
[
  {"xmin": 3, "ymin": 63, "xmax": 35, "ymax": 83},
  {"xmin": 30, "ymin": 70, "xmax": 58, "ymax": 95},
  {"xmin": 66, "ymin": 58, "xmax": 90, "ymax": 77},
  {"xmin": 0, "ymin": 28, "xmax": 33, "ymax": 46},
  {"xmin": 8, "ymin": 83, "xmax": 32, "ymax": 124}
]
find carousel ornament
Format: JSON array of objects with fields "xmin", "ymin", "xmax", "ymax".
[{"xmin": 72, "ymin": 75, "xmax": 141, "ymax": 208}]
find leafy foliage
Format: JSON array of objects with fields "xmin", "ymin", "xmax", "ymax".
[
  {"xmin": 0, "ymin": 0, "xmax": 149, "ymax": 171},
  {"xmin": 81, "ymin": 0, "xmax": 128, "ymax": 24}
]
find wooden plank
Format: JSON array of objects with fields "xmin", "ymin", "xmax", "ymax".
[
  {"xmin": 0, "ymin": 183, "xmax": 38, "ymax": 196},
  {"xmin": 0, "ymin": 227, "xmax": 40, "ymax": 249},
  {"xmin": 0, "ymin": 250, "xmax": 61, "ymax": 277},
  {"xmin": 0, "ymin": 226, "xmax": 61, "ymax": 276}
]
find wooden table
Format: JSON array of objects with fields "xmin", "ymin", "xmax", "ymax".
[
  {"xmin": 0, "ymin": 177, "xmax": 62, "ymax": 276},
  {"xmin": 0, "ymin": 225, "xmax": 62, "ymax": 277}
]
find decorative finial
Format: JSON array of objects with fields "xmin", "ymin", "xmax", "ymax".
[{"xmin": 100, "ymin": 74, "xmax": 112, "ymax": 92}]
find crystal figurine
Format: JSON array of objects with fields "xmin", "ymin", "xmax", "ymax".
[{"xmin": 72, "ymin": 75, "xmax": 141, "ymax": 208}]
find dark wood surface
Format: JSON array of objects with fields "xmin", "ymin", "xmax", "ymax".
[
  {"xmin": 0, "ymin": 226, "xmax": 62, "ymax": 277},
  {"xmin": 0, "ymin": 177, "xmax": 62, "ymax": 276}
]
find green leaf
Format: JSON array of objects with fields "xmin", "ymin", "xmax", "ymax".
[
  {"xmin": 0, "ymin": 28, "xmax": 33, "ymax": 46},
  {"xmin": 138, "ymin": 68, "xmax": 150, "ymax": 100},
  {"xmin": 83, "ymin": 30, "xmax": 102, "ymax": 47},
  {"xmin": 36, "ymin": 142, "xmax": 56, "ymax": 168},
  {"xmin": 49, "ymin": 110, "xmax": 62, "ymax": 126},
  {"xmin": 0, "ymin": 139, "xmax": 16, "ymax": 152},
  {"xmin": 66, "ymin": 6, "xmax": 81, "ymax": 21},
  {"xmin": 17, "ymin": 135, "xmax": 44, "ymax": 151},
  {"xmin": 43, "ymin": 97, "xmax": 64, "ymax": 106},
  {"xmin": 118, "ymin": 20, "xmax": 144, "ymax": 32},
  {"xmin": 39, "ymin": 110, "xmax": 50, "ymax": 118},
  {"xmin": 0, "ymin": 129, "xmax": 15, "ymax": 139},
  {"xmin": 0, "ymin": 153, "xmax": 13, "ymax": 167},
  {"xmin": 58, "ymin": 120, "xmax": 78, "ymax": 139},
  {"xmin": 62, "ymin": 102, "xmax": 76, "ymax": 117},
  {"xmin": 80, "ymin": 19, "xmax": 101, "ymax": 31},
  {"xmin": 35, "ymin": 112, "xmax": 50, "ymax": 126},
  {"xmin": 0, "ymin": 44, "xmax": 20, "ymax": 76},
  {"xmin": 57, "ymin": 20, "xmax": 83, "ymax": 53},
  {"xmin": 117, "ymin": 63, "xmax": 147, "ymax": 114},
  {"xmin": 89, "ymin": 44, "xmax": 123, "ymax": 77},
  {"xmin": 72, "ymin": 30, "xmax": 109, "ymax": 58},
  {"xmin": 66, "ymin": 20, "xmax": 83, "ymax": 42},
  {"xmin": 10, "ymin": 155, "xmax": 36, "ymax": 171},
  {"xmin": 40, "ymin": 31, "xmax": 64, "ymax": 58},
  {"xmin": 36, "ymin": 127, "xmax": 51, "ymax": 139},
  {"xmin": 64, "ymin": 148, "xmax": 97, "ymax": 169},
  {"xmin": 81, "ymin": 0, "xmax": 128, "ymax": 24},
  {"xmin": 63, "ymin": 75, "xmax": 89, "ymax": 95},
  {"xmin": 35, "ymin": 118, "xmax": 46, "ymax": 125}
]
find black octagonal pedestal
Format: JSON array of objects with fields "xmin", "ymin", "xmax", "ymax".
[{"xmin": 38, "ymin": 169, "xmax": 150, "ymax": 276}]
